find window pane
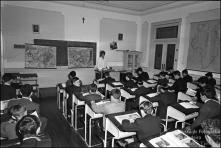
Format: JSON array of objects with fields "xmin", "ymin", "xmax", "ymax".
[{"xmin": 156, "ymin": 26, "xmax": 178, "ymax": 39}]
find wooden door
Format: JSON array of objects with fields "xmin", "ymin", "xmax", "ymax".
[
  {"xmin": 154, "ymin": 44, "xmax": 163, "ymax": 70},
  {"xmin": 165, "ymin": 44, "xmax": 176, "ymax": 71}
]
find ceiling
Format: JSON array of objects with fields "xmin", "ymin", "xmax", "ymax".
[{"xmin": 54, "ymin": 1, "xmax": 203, "ymax": 15}]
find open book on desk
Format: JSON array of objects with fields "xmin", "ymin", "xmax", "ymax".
[
  {"xmin": 186, "ymin": 88, "xmax": 197, "ymax": 97},
  {"xmin": 149, "ymin": 130, "xmax": 203, "ymax": 147},
  {"xmin": 115, "ymin": 112, "xmax": 141, "ymax": 124}
]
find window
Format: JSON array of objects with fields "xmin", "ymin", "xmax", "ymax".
[{"xmin": 156, "ymin": 26, "xmax": 178, "ymax": 39}]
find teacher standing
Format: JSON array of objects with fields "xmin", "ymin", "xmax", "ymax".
[{"xmin": 95, "ymin": 50, "xmax": 109, "ymax": 79}]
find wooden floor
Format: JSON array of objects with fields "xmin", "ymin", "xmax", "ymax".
[{"xmin": 39, "ymin": 87, "xmax": 88, "ymax": 147}]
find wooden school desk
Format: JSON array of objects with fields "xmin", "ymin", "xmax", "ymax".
[
  {"xmin": 105, "ymin": 81, "xmax": 124, "ymax": 97},
  {"xmin": 104, "ymin": 110, "xmax": 141, "ymax": 147},
  {"xmin": 165, "ymin": 101, "xmax": 200, "ymax": 130},
  {"xmin": 84, "ymin": 100, "xmax": 109, "ymax": 147}
]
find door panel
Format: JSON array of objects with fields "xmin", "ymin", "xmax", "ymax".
[
  {"xmin": 166, "ymin": 44, "xmax": 176, "ymax": 70},
  {"xmin": 154, "ymin": 44, "xmax": 163, "ymax": 70}
]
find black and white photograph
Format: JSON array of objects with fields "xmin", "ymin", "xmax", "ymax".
[{"xmin": 1, "ymin": 1, "xmax": 220, "ymax": 148}]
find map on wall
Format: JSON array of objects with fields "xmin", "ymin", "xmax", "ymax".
[
  {"xmin": 187, "ymin": 19, "xmax": 220, "ymax": 73},
  {"xmin": 25, "ymin": 44, "xmax": 56, "ymax": 68},
  {"xmin": 68, "ymin": 47, "xmax": 93, "ymax": 68}
]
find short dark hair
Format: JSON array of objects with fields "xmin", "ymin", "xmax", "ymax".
[
  {"xmin": 182, "ymin": 69, "xmax": 188, "ymax": 74},
  {"xmin": 100, "ymin": 50, "xmax": 105, "ymax": 57},
  {"xmin": 20, "ymin": 84, "xmax": 33, "ymax": 97},
  {"xmin": 159, "ymin": 71, "xmax": 167, "ymax": 77},
  {"xmin": 111, "ymin": 89, "xmax": 121, "ymax": 100},
  {"xmin": 68, "ymin": 71, "xmax": 76, "ymax": 79},
  {"xmin": 136, "ymin": 67, "xmax": 143, "ymax": 73},
  {"xmin": 201, "ymin": 119, "xmax": 220, "ymax": 144},
  {"xmin": 205, "ymin": 72, "xmax": 213, "ymax": 77},
  {"xmin": 173, "ymin": 70, "xmax": 181, "ymax": 76},
  {"xmin": 197, "ymin": 76, "xmax": 208, "ymax": 84},
  {"xmin": 2, "ymin": 73, "xmax": 14, "ymax": 82},
  {"xmin": 104, "ymin": 72, "xmax": 110, "ymax": 77},
  {"xmin": 126, "ymin": 72, "xmax": 133, "ymax": 79},
  {"xmin": 200, "ymin": 86, "xmax": 216, "ymax": 99},
  {"xmin": 16, "ymin": 115, "xmax": 40, "ymax": 137},
  {"xmin": 90, "ymin": 83, "xmax": 97, "ymax": 92}
]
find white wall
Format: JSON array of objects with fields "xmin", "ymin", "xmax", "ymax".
[
  {"xmin": 2, "ymin": 4, "xmax": 65, "ymax": 68},
  {"xmin": 100, "ymin": 18, "xmax": 137, "ymax": 66},
  {"xmin": 141, "ymin": 1, "xmax": 220, "ymax": 79},
  {"xmin": 2, "ymin": 1, "xmax": 140, "ymax": 87}
]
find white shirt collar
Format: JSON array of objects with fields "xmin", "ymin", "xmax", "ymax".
[{"xmin": 22, "ymin": 97, "xmax": 32, "ymax": 102}]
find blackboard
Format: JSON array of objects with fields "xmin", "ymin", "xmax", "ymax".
[{"xmin": 34, "ymin": 39, "xmax": 96, "ymax": 67}]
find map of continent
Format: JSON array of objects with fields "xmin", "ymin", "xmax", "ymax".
[
  {"xmin": 68, "ymin": 47, "xmax": 93, "ymax": 68},
  {"xmin": 25, "ymin": 44, "xmax": 56, "ymax": 68},
  {"xmin": 187, "ymin": 19, "xmax": 220, "ymax": 73}
]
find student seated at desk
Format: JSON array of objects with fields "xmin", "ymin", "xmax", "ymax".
[
  {"xmin": 134, "ymin": 81, "xmax": 153, "ymax": 96},
  {"xmin": 0, "ymin": 73, "xmax": 17, "ymax": 101},
  {"xmin": 65, "ymin": 77, "xmax": 84, "ymax": 115},
  {"xmin": 126, "ymin": 81, "xmax": 153, "ymax": 111},
  {"xmin": 185, "ymin": 86, "xmax": 220, "ymax": 131},
  {"xmin": 194, "ymin": 76, "xmax": 211, "ymax": 103},
  {"xmin": 120, "ymin": 101, "xmax": 161, "ymax": 147},
  {"xmin": 123, "ymin": 72, "xmax": 137, "ymax": 89},
  {"xmin": 168, "ymin": 70, "xmax": 187, "ymax": 93},
  {"xmin": 134, "ymin": 67, "xmax": 149, "ymax": 82},
  {"xmin": 91, "ymin": 89, "xmax": 125, "ymax": 132},
  {"xmin": 201, "ymin": 119, "xmax": 220, "ymax": 147},
  {"xmin": 66, "ymin": 71, "xmax": 76, "ymax": 88},
  {"xmin": 182, "ymin": 69, "xmax": 193, "ymax": 84},
  {"xmin": 7, "ymin": 98, "xmax": 47, "ymax": 134},
  {"xmin": 157, "ymin": 71, "xmax": 169, "ymax": 88},
  {"xmin": 205, "ymin": 72, "xmax": 216, "ymax": 87},
  {"xmin": 154, "ymin": 71, "xmax": 169, "ymax": 92},
  {"xmin": 1, "ymin": 105, "xmax": 27, "ymax": 140},
  {"xmin": 99, "ymin": 72, "xmax": 115, "ymax": 84},
  {"xmin": 90, "ymin": 89, "xmax": 125, "ymax": 115},
  {"xmin": 167, "ymin": 69, "xmax": 175, "ymax": 80},
  {"xmin": 83, "ymin": 83, "xmax": 102, "ymax": 103},
  {"xmin": 16, "ymin": 115, "xmax": 52, "ymax": 147},
  {"xmin": 19, "ymin": 84, "xmax": 35, "ymax": 102},
  {"xmin": 148, "ymin": 87, "xmax": 177, "ymax": 119}
]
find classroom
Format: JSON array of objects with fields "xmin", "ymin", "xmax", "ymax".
[{"xmin": 0, "ymin": 1, "xmax": 220, "ymax": 147}]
